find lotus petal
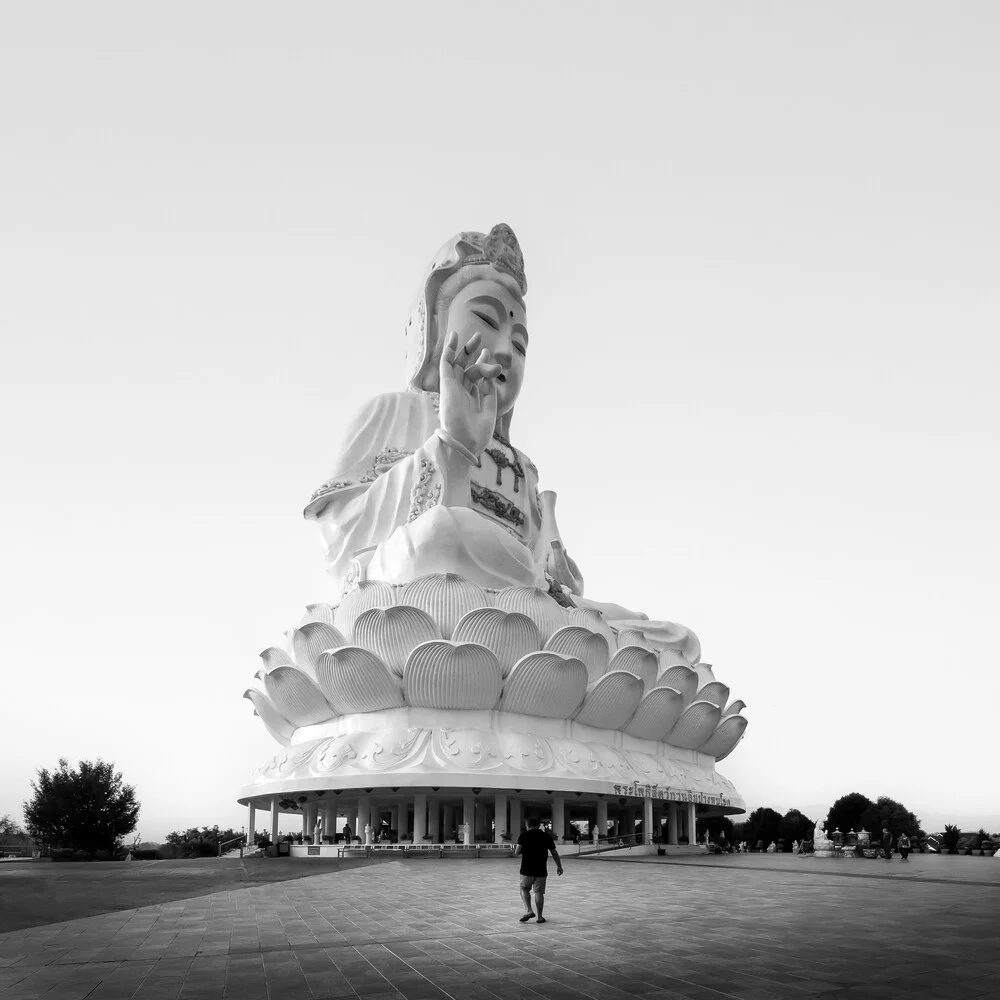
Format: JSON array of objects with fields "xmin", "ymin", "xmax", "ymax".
[
  {"xmin": 697, "ymin": 714, "xmax": 748, "ymax": 761},
  {"xmin": 697, "ymin": 681, "xmax": 730, "ymax": 711},
  {"xmin": 259, "ymin": 646, "xmax": 296, "ymax": 673},
  {"xmin": 654, "ymin": 664, "xmax": 698, "ymax": 705},
  {"xmin": 244, "ymin": 688, "xmax": 294, "ymax": 746},
  {"xmin": 658, "ymin": 647, "xmax": 691, "ymax": 669},
  {"xmin": 616, "ymin": 627, "xmax": 653, "ymax": 651},
  {"xmin": 695, "ymin": 662, "xmax": 716, "ymax": 688},
  {"xmin": 352, "ymin": 606, "xmax": 441, "ymax": 677},
  {"xmin": 501, "ymin": 651, "xmax": 587, "ymax": 718},
  {"xmin": 452, "ymin": 608, "xmax": 541, "ymax": 677},
  {"xmin": 544, "ymin": 626, "xmax": 609, "ymax": 684},
  {"xmin": 256, "ymin": 665, "xmax": 335, "ymax": 727},
  {"xmin": 494, "ymin": 586, "xmax": 567, "ymax": 643},
  {"xmin": 624, "ymin": 687, "xmax": 685, "ymax": 740},
  {"xmin": 315, "ymin": 646, "xmax": 405, "ymax": 713},
  {"xmin": 403, "ymin": 640, "xmax": 502, "ymax": 709},
  {"xmin": 291, "ymin": 622, "xmax": 349, "ymax": 673},
  {"xmin": 300, "ymin": 602, "xmax": 336, "ymax": 627},
  {"xmin": 566, "ymin": 607, "xmax": 618, "ymax": 654},
  {"xmin": 573, "ymin": 671, "xmax": 643, "ymax": 730},
  {"xmin": 399, "ymin": 573, "xmax": 490, "ymax": 638},
  {"xmin": 666, "ymin": 700, "xmax": 722, "ymax": 750},
  {"xmin": 607, "ymin": 646, "xmax": 658, "ymax": 690},
  {"xmin": 333, "ymin": 581, "xmax": 397, "ymax": 638},
  {"xmin": 723, "ymin": 699, "xmax": 746, "ymax": 716}
]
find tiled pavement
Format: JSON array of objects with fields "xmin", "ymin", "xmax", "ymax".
[{"xmin": 1, "ymin": 854, "xmax": 998, "ymax": 1000}]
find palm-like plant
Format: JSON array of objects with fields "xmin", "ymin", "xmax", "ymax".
[{"xmin": 941, "ymin": 823, "xmax": 961, "ymax": 854}]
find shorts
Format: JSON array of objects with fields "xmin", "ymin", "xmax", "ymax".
[{"xmin": 519, "ymin": 875, "xmax": 547, "ymax": 895}]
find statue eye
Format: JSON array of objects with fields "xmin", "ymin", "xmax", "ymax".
[
  {"xmin": 514, "ymin": 340, "xmax": 527, "ymax": 356},
  {"xmin": 471, "ymin": 309, "xmax": 499, "ymax": 331}
]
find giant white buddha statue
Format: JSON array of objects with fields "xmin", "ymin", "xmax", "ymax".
[{"xmin": 241, "ymin": 225, "xmax": 748, "ymax": 819}]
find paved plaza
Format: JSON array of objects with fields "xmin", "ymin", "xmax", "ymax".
[{"xmin": 1, "ymin": 853, "xmax": 998, "ymax": 1000}]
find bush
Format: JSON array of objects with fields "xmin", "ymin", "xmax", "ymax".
[{"xmin": 131, "ymin": 849, "xmax": 161, "ymax": 860}]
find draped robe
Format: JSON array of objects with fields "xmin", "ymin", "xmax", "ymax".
[{"xmin": 304, "ymin": 389, "xmax": 702, "ymax": 664}]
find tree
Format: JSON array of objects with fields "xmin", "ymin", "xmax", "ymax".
[
  {"xmin": 165, "ymin": 825, "xmax": 242, "ymax": 858},
  {"xmin": 778, "ymin": 809, "xmax": 814, "ymax": 849},
  {"xmin": 858, "ymin": 796, "xmax": 922, "ymax": 842},
  {"xmin": 826, "ymin": 792, "xmax": 875, "ymax": 835},
  {"xmin": 744, "ymin": 807, "xmax": 783, "ymax": 850},
  {"xmin": 23, "ymin": 759, "xmax": 140, "ymax": 858},
  {"xmin": 0, "ymin": 814, "xmax": 23, "ymax": 839}
]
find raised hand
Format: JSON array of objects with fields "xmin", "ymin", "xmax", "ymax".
[{"xmin": 438, "ymin": 329, "xmax": 501, "ymax": 460}]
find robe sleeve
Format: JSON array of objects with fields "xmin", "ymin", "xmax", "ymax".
[{"xmin": 304, "ymin": 393, "xmax": 478, "ymax": 592}]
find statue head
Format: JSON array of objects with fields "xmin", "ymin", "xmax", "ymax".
[{"xmin": 404, "ymin": 224, "xmax": 528, "ymax": 427}]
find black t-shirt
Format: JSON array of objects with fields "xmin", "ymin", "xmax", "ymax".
[{"xmin": 517, "ymin": 828, "xmax": 556, "ymax": 877}]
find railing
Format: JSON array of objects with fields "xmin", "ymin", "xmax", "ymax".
[
  {"xmin": 218, "ymin": 835, "xmax": 247, "ymax": 857},
  {"xmin": 575, "ymin": 833, "xmax": 647, "ymax": 856}
]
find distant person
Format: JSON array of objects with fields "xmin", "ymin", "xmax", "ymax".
[
  {"xmin": 882, "ymin": 827, "xmax": 893, "ymax": 860},
  {"xmin": 342, "ymin": 823, "xmax": 353, "ymax": 843},
  {"xmin": 515, "ymin": 816, "xmax": 563, "ymax": 924},
  {"xmin": 898, "ymin": 833, "xmax": 911, "ymax": 861}
]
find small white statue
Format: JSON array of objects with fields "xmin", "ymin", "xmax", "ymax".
[
  {"xmin": 364, "ymin": 822, "xmax": 374, "ymax": 845},
  {"xmin": 591, "ymin": 824, "xmax": 600, "ymax": 845},
  {"xmin": 313, "ymin": 816, "xmax": 323, "ymax": 846},
  {"xmin": 766, "ymin": 841, "xmax": 777, "ymax": 853},
  {"xmin": 792, "ymin": 839, "xmax": 800, "ymax": 854},
  {"xmin": 461, "ymin": 822, "xmax": 472, "ymax": 845}
]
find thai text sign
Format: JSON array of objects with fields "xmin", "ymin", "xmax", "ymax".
[{"xmin": 611, "ymin": 782, "xmax": 731, "ymax": 807}]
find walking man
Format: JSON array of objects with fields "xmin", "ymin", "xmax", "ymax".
[{"xmin": 515, "ymin": 816, "xmax": 563, "ymax": 924}]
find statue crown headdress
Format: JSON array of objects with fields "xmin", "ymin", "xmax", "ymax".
[{"xmin": 460, "ymin": 222, "xmax": 527, "ymax": 295}]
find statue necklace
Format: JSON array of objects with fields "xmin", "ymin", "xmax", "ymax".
[{"xmin": 485, "ymin": 430, "xmax": 524, "ymax": 493}]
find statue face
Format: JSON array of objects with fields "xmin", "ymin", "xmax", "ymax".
[{"xmin": 446, "ymin": 276, "xmax": 528, "ymax": 416}]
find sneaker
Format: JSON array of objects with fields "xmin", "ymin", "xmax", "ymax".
[
  {"xmin": 536, "ymin": 917, "xmax": 547, "ymax": 924},
  {"xmin": 519, "ymin": 912, "xmax": 535, "ymax": 923}
]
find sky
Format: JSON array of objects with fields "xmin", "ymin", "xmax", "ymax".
[{"xmin": 1, "ymin": 3, "xmax": 998, "ymax": 841}]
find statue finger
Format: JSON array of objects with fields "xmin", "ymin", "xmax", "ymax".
[
  {"xmin": 460, "ymin": 331, "xmax": 482, "ymax": 365},
  {"xmin": 440, "ymin": 331, "xmax": 460, "ymax": 381}
]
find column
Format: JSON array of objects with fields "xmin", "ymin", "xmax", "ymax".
[
  {"xmin": 346, "ymin": 805, "xmax": 358, "ymax": 841},
  {"xmin": 443, "ymin": 804, "xmax": 455, "ymax": 841},
  {"xmin": 475, "ymin": 800, "xmax": 489, "ymax": 841},
  {"xmin": 509, "ymin": 798, "xmax": 522, "ymax": 837},
  {"xmin": 626, "ymin": 806, "xmax": 636, "ymax": 841},
  {"xmin": 413, "ymin": 793, "xmax": 427, "ymax": 842},
  {"xmin": 462, "ymin": 794, "xmax": 475, "ymax": 843},
  {"xmin": 552, "ymin": 796, "xmax": 565, "ymax": 841},
  {"xmin": 428, "ymin": 797, "xmax": 440, "ymax": 841},
  {"xmin": 596, "ymin": 799, "xmax": 608, "ymax": 837},
  {"xmin": 323, "ymin": 803, "xmax": 335, "ymax": 841},
  {"xmin": 494, "ymin": 793, "xmax": 508, "ymax": 844},
  {"xmin": 247, "ymin": 802, "xmax": 256, "ymax": 848},
  {"xmin": 667, "ymin": 803, "xmax": 678, "ymax": 845},
  {"xmin": 643, "ymin": 796, "xmax": 654, "ymax": 845},
  {"xmin": 390, "ymin": 805, "xmax": 399, "ymax": 841},
  {"xmin": 357, "ymin": 795, "xmax": 370, "ymax": 842},
  {"xmin": 270, "ymin": 796, "xmax": 280, "ymax": 857},
  {"xmin": 398, "ymin": 802, "xmax": 409, "ymax": 839},
  {"xmin": 687, "ymin": 802, "xmax": 697, "ymax": 844}
]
